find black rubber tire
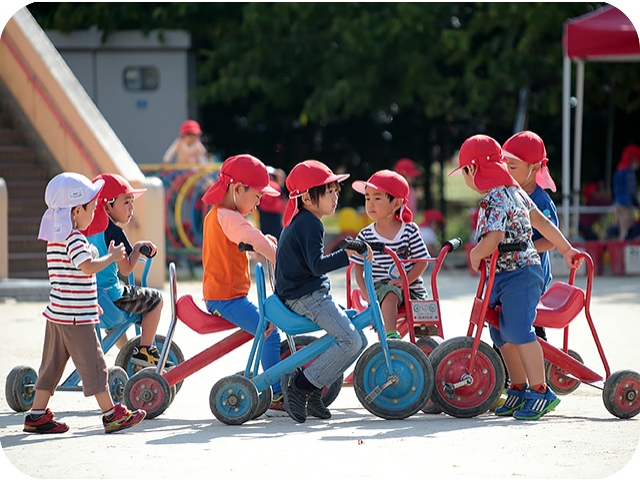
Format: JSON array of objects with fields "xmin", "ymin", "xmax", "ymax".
[
  {"xmin": 279, "ymin": 335, "xmax": 343, "ymax": 407},
  {"xmin": 429, "ymin": 336, "xmax": 506, "ymax": 418},
  {"xmin": 5, "ymin": 365, "xmax": 37, "ymax": 412},
  {"xmin": 210, "ymin": 374, "xmax": 259, "ymax": 425},
  {"xmin": 545, "ymin": 349, "xmax": 583, "ymax": 395},
  {"xmin": 253, "ymin": 387, "xmax": 273, "ymax": 419},
  {"xmin": 353, "ymin": 340, "xmax": 433, "ymax": 420},
  {"xmin": 603, "ymin": 370, "xmax": 640, "ymax": 419},
  {"xmin": 123, "ymin": 367, "xmax": 172, "ymax": 419},
  {"xmin": 107, "ymin": 366, "xmax": 128, "ymax": 405},
  {"xmin": 115, "ymin": 334, "xmax": 185, "ymax": 393},
  {"xmin": 416, "ymin": 336, "xmax": 443, "ymax": 414}
]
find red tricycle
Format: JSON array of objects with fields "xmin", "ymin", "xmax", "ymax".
[{"xmin": 428, "ymin": 242, "xmax": 640, "ymax": 419}]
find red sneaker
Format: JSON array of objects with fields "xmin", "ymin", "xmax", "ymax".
[
  {"xmin": 24, "ymin": 408, "xmax": 69, "ymax": 434},
  {"xmin": 103, "ymin": 403, "xmax": 146, "ymax": 434}
]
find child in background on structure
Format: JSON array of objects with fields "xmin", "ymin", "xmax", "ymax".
[
  {"xmin": 612, "ymin": 144, "xmax": 640, "ymax": 240},
  {"xmin": 350, "ymin": 170, "xmax": 430, "ymax": 339},
  {"xmin": 502, "ymin": 130, "xmax": 558, "ymax": 342},
  {"xmin": 162, "ymin": 120, "xmax": 209, "ymax": 164},
  {"xmin": 419, "ymin": 209, "xmax": 446, "ymax": 255},
  {"xmin": 450, "ymin": 134, "xmax": 582, "ymax": 420},
  {"xmin": 394, "ymin": 158, "xmax": 421, "ymax": 214},
  {"xmin": 200, "ymin": 154, "xmax": 284, "ymax": 409},
  {"xmin": 257, "ymin": 166, "xmax": 287, "ymax": 240},
  {"xmin": 83, "ymin": 174, "xmax": 164, "ymax": 365},
  {"xmin": 276, "ymin": 160, "xmax": 371, "ymax": 423},
  {"xmin": 26, "ymin": 173, "xmax": 146, "ymax": 434}
]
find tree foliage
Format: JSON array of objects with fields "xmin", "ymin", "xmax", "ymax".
[{"xmin": 29, "ymin": 2, "xmax": 639, "ymax": 208}]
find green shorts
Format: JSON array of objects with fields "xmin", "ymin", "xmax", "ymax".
[{"xmin": 374, "ymin": 281, "xmax": 426, "ymax": 307}]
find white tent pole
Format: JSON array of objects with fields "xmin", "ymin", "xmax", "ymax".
[
  {"xmin": 561, "ymin": 55, "xmax": 572, "ymax": 234},
  {"xmin": 572, "ymin": 60, "xmax": 585, "ymax": 238}
]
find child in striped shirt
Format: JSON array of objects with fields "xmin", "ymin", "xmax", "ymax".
[
  {"xmin": 25, "ymin": 172, "xmax": 146, "ymax": 434},
  {"xmin": 350, "ymin": 170, "xmax": 430, "ymax": 339}
]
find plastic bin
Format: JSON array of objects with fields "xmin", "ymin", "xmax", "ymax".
[{"xmin": 606, "ymin": 240, "xmax": 640, "ymax": 275}]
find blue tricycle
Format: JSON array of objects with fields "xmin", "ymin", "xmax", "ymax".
[
  {"xmin": 209, "ymin": 238, "xmax": 435, "ymax": 425},
  {"xmin": 5, "ymin": 246, "xmax": 184, "ymax": 412}
]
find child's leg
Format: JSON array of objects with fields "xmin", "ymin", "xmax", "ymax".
[
  {"xmin": 498, "ymin": 343, "xmax": 527, "ymax": 385},
  {"xmin": 380, "ymin": 293, "xmax": 400, "ymax": 333},
  {"xmin": 31, "ymin": 390, "xmax": 52, "ymax": 411},
  {"xmin": 515, "ymin": 340, "xmax": 546, "ymax": 387},
  {"xmin": 285, "ymin": 290, "xmax": 365, "ymax": 389},
  {"xmin": 205, "ymin": 297, "xmax": 282, "ymax": 392},
  {"xmin": 140, "ymin": 297, "xmax": 163, "ymax": 346}
]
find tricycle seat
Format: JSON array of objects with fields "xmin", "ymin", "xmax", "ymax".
[
  {"xmin": 534, "ymin": 282, "xmax": 585, "ymax": 329},
  {"xmin": 176, "ymin": 295, "xmax": 238, "ymax": 334},
  {"xmin": 98, "ymin": 289, "xmax": 141, "ymax": 330},
  {"xmin": 264, "ymin": 295, "xmax": 322, "ymax": 335}
]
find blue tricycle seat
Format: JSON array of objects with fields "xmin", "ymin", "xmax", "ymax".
[
  {"xmin": 264, "ymin": 295, "xmax": 357, "ymax": 335},
  {"xmin": 97, "ymin": 289, "xmax": 141, "ymax": 330}
]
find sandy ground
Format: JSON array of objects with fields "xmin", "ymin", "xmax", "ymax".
[{"xmin": 1, "ymin": 265, "xmax": 640, "ymax": 479}]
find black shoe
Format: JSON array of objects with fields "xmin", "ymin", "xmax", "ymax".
[
  {"xmin": 307, "ymin": 388, "xmax": 331, "ymax": 419},
  {"xmin": 282, "ymin": 372, "xmax": 311, "ymax": 423}
]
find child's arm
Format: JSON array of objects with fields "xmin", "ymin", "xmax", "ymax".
[
  {"xmin": 469, "ymin": 231, "xmax": 504, "ymax": 271},
  {"xmin": 353, "ymin": 264, "xmax": 369, "ymax": 302},
  {"xmin": 219, "ymin": 209, "xmax": 277, "ymax": 263},
  {"xmin": 530, "ymin": 209, "xmax": 583, "ymax": 268},
  {"xmin": 163, "ymin": 139, "xmax": 179, "ymax": 163},
  {"xmin": 533, "ymin": 237, "xmax": 555, "ymax": 253},
  {"xmin": 390, "ymin": 262, "xmax": 428, "ymax": 288},
  {"xmin": 78, "ymin": 240, "xmax": 126, "ymax": 275},
  {"xmin": 118, "ymin": 241, "xmax": 157, "ymax": 276}
]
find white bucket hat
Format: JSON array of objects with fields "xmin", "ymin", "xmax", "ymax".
[{"xmin": 38, "ymin": 172, "xmax": 105, "ymax": 242}]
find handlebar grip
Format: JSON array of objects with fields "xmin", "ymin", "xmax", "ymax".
[
  {"xmin": 338, "ymin": 238, "xmax": 368, "ymax": 254},
  {"xmin": 238, "ymin": 242, "xmax": 254, "ymax": 252},
  {"xmin": 139, "ymin": 245, "xmax": 155, "ymax": 258},
  {"xmin": 497, "ymin": 241, "xmax": 528, "ymax": 253},
  {"xmin": 444, "ymin": 237, "xmax": 463, "ymax": 251}
]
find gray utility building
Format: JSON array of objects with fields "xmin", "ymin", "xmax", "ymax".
[{"xmin": 46, "ymin": 27, "xmax": 195, "ymax": 165}]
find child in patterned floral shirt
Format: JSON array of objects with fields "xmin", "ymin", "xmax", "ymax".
[{"xmin": 449, "ymin": 134, "xmax": 582, "ymax": 421}]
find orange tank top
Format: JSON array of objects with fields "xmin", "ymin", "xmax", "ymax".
[{"xmin": 202, "ymin": 205, "xmax": 251, "ymax": 300}]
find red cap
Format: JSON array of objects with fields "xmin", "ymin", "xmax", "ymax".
[
  {"xmin": 502, "ymin": 131, "xmax": 556, "ymax": 192},
  {"xmin": 180, "ymin": 120, "xmax": 201, "ymax": 136},
  {"xmin": 617, "ymin": 144, "xmax": 640, "ymax": 170},
  {"xmin": 283, "ymin": 160, "xmax": 349, "ymax": 227},
  {"xmin": 352, "ymin": 170, "xmax": 412, "ymax": 222},
  {"xmin": 420, "ymin": 209, "xmax": 445, "ymax": 227},
  {"xmin": 202, "ymin": 154, "xmax": 279, "ymax": 206},
  {"xmin": 449, "ymin": 134, "xmax": 518, "ymax": 191},
  {"xmin": 393, "ymin": 158, "xmax": 420, "ymax": 178},
  {"xmin": 81, "ymin": 173, "xmax": 146, "ymax": 236}
]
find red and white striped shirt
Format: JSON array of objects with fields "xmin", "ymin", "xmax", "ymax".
[{"xmin": 43, "ymin": 230, "xmax": 99, "ymax": 325}]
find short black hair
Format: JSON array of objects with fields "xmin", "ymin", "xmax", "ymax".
[{"xmin": 297, "ymin": 181, "xmax": 341, "ymax": 210}]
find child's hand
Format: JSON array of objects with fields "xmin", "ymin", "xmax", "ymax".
[
  {"xmin": 264, "ymin": 322, "xmax": 277, "ymax": 339},
  {"xmin": 138, "ymin": 241, "xmax": 157, "ymax": 257},
  {"xmin": 563, "ymin": 247, "xmax": 584, "ymax": 270},
  {"xmin": 469, "ymin": 246, "xmax": 482, "ymax": 272},
  {"xmin": 108, "ymin": 240, "xmax": 127, "ymax": 263},
  {"xmin": 389, "ymin": 278, "xmax": 403, "ymax": 288},
  {"xmin": 347, "ymin": 244, "xmax": 373, "ymax": 262},
  {"xmin": 97, "ymin": 304, "xmax": 104, "ymax": 316},
  {"xmin": 265, "ymin": 234, "xmax": 278, "ymax": 245}
]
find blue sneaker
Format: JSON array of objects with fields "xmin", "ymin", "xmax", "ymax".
[
  {"xmin": 513, "ymin": 388, "xmax": 560, "ymax": 420},
  {"xmin": 494, "ymin": 386, "xmax": 527, "ymax": 416}
]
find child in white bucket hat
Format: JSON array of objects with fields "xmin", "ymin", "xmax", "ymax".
[{"xmin": 26, "ymin": 172, "xmax": 147, "ymax": 434}]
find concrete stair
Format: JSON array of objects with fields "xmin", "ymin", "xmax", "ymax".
[{"xmin": 0, "ymin": 102, "xmax": 59, "ymax": 278}]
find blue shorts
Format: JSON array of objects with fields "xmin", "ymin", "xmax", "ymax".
[{"xmin": 489, "ymin": 265, "xmax": 544, "ymax": 347}]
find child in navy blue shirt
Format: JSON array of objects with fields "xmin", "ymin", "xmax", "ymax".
[
  {"xmin": 450, "ymin": 134, "xmax": 582, "ymax": 420},
  {"xmin": 276, "ymin": 160, "xmax": 371, "ymax": 423},
  {"xmin": 503, "ymin": 131, "xmax": 558, "ymax": 341}
]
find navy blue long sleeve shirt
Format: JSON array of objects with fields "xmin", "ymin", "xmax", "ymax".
[{"xmin": 275, "ymin": 209, "xmax": 350, "ymax": 301}]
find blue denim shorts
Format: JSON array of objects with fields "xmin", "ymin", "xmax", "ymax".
[{"xmin": 489, "ymin": 264, "xmax": 544, "ymax": 347}]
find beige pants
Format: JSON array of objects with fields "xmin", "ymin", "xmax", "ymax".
[{"xmin": 615, "ymin": 204, "xmax": 635, "ymax": 240}]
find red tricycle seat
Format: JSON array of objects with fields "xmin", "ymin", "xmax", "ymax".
[
  {"xmin": 534, "ymin": 282, "xmax": 585, "ymax": 329},
  {"xmin": 175, "ymin": 295, "xmax": 238, "ymax": 334}
]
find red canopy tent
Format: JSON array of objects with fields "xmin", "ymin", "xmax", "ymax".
[{"xmin": 560, "ymin": 4, "xmax": 640, "ymax": 234}]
